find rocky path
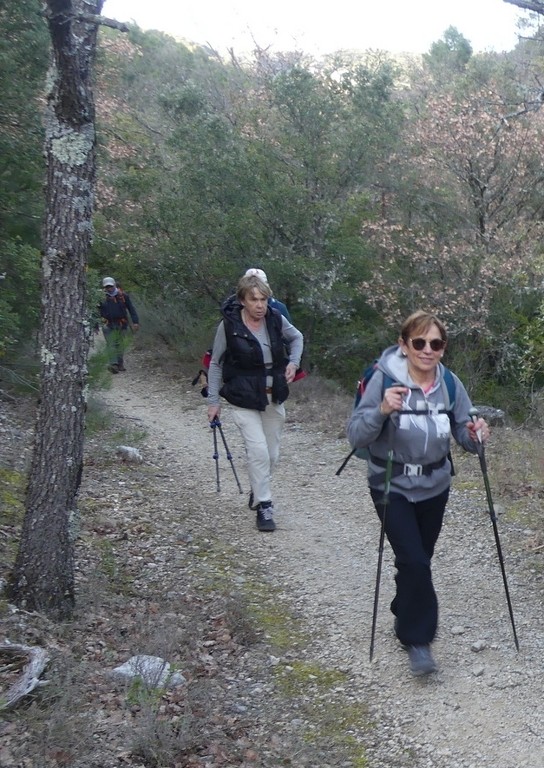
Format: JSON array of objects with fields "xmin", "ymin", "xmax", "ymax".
[{"xmin": 99, "ymin": 352, "xmax": 544, "ymax": 768}]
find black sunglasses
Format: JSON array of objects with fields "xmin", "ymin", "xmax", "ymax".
[{"xmin": 410, "ymin": 337, "xmax": 446, "ymax": 352}]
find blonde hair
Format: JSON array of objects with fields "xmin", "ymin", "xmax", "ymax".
[
  {"xmin": 400, "ymin": 310, "xmax": 447, "ymax": 343},
  {"xmin": 236, "ymin": 274, "xmax": 272, "ymax": 302}
]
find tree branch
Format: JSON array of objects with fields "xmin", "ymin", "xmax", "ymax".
[
  {"xmin": 503, "ymin": 0, "xmax": 544, "ymax": 14},
  {"xmin": 81, "ymin": 14, "xmax": 130, "ymax": 32},
  {"xmin": 0, "ymin": 642, "xmax": 50, "ymax": 710},
  {"xmin": 43, "ymin": 6, "xmax": 130, "ymax": 33}
]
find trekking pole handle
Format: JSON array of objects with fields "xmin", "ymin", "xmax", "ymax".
[
  {"xmin": 469, "ymin": 406, "xmax": 486, "ymax": 449},
  {"xmin": 381, "ymin": 383, "xmax": 407, "ymax": 416},
  {"xmin": 469, "ymin": 407, "xmax": 482, "ymax": 442}
]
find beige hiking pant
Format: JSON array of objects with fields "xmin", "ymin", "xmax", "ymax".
[{"xmin": 230, "ymin": 397, "xmax": 286, "ymax": 505}]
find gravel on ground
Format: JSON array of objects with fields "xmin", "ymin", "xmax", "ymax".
[{"xmin": 2, "ymin": 347, "xmax": 544, "ymax": 767}]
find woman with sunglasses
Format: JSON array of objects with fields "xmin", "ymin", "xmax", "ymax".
[{"xmin": 347, "ymin": 310, "xmax": 489, "ymax": 676}]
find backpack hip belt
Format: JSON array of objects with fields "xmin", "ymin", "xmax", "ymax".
[{"xmin": 369, "ymin": 454, "xmax": 447, "ymax": 478}]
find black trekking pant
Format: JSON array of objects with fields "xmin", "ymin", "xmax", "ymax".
[{"xmin": 370, "ymin": 487, "xmax": 450, "ymax": 647}]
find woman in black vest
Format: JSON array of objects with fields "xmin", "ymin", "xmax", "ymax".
[{"xmin": 207, "ymin": 274, "xmax": 304, "ymax": 532}]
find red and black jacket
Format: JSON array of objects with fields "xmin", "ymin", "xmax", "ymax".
[{"xmin": 99, "ymin": 289, "xmax": 139, "ymax": 328}]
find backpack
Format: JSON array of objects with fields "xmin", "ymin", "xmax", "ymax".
[
  {"xmin": 191, "ymin": 349, "xmax": 212, "ymax": 398},
  {"xmin": 99, "ymin": 287, "xmax": 130, "ymax": 327},
  {"xmin": 335, "ymin": 361, "xmax": 456, "ymax": 476}
]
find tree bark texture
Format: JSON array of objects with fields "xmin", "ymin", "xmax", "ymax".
[{"xmin": 8, "ymin": 0, "xmax": 104, "ymax": 619}]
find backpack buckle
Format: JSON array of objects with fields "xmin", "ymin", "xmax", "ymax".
[{"xmin": 403, "ymin": 463, "xmax": 423, "ymax": 476}]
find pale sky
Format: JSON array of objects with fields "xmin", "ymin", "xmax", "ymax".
[{"xmin": 102, "ymin": 0, "xmax": 527, "ymax": 57}]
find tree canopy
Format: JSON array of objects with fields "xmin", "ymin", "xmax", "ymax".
[{"xmin": 4, "ymin": 6, "xmax": 544, "ymax": 415}]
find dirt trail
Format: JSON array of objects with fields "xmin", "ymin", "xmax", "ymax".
[{"xmin": 100, "ymin": 352, "xmax": 544, "ymax": 768}]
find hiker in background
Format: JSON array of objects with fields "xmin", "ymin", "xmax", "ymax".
[
  {"xmin": 347, "ymin": 310, "xmax": 490, "ymax": 677},
  {"xmin": 98, "ymin": 277, "xmax": 139, "ymax": 373},
  {"xmin": 244, "ymin": 268, "xmax": 292, "ymax": 321},
  {"xmin": 207, "ymin": 273, "xmax": 304, "ymax": 532}
]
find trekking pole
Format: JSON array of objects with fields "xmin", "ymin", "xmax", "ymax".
[
  {"xmin": 210, "ymin": 419, "xmax": 221, "ymax": 492},
  {"xmin": 336, "ymin": 448, "xmax": 356, "ymax": 476},
  {"xmin": 211, "ymin": 418, "xmax": 243, "ymax": 494},
  {"xmin": 469, "ymin": 407, "xmax": 519, "ymax": 651},
  {"xmin": 369, "ymin": 443, "xmax": 394, "ymax": 662}
]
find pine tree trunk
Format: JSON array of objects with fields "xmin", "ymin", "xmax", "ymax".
[{"xmin": 7, "ymin": 0, "xmax": 104, "ymax": 619}]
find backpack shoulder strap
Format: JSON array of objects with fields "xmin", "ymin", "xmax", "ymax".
[
  {"xmin": 441, "ymin": 366, "xmax": 455, "ymax": 409},
  {"xmin": 381, "ymin": 373, "xmax": 394, "ymax": 394},
  {"xmin": 441, "ymin": 366, "xmax": 457, "ymax": 477}
]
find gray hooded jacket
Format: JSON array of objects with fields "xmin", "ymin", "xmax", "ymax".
[{"xmin": 346, "ymin": 345, "xmax": 479, "ymax": 502}]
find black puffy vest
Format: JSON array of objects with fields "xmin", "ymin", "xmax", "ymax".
[{"xmin": 219, "ymin": 299, "xmax": 288, "ymax": 411}]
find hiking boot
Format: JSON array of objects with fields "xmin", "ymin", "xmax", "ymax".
[
  {"xmin": 108, "ymin": 364, "xmax": 120, "ymax": 374},
  {"xmin": 117, "ymin": 363, "xmax": 126, "ymax": 371},
  {"xmin": 248, "ymin": 491, "xmax": 258, "ymax": 511},
  {"xmin": 407, "ymin": 645, "xmax": 437, "ymax": 676},
  {"xmin": 256, "ymin": 501, "xmax": 275, "ymax": 532}
]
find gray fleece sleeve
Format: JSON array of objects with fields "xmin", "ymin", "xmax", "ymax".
[
  {"xmin": 281, "ymin": 316, "xmax": 304, "ymax": 367},
  {"xmin": 206, "ymin": 322, "xmax": 227, "ymax": 406}
]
